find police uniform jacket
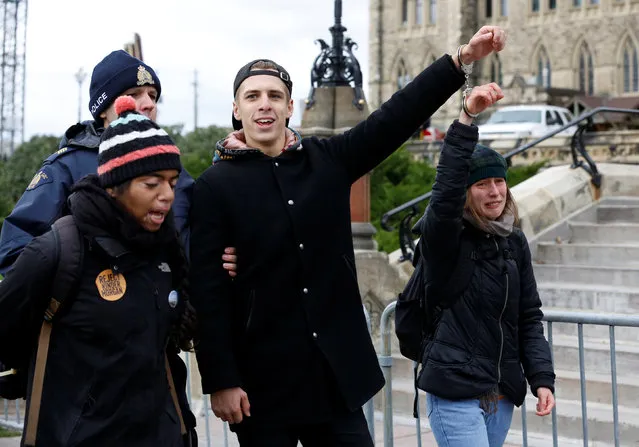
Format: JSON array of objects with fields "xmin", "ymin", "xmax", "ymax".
[
  {"xmin": 189, "ymin": 55, "xmax": 466, "ymax": 425},
  {"xmin": 0, "ymin": 186, "xmax": 185, "ymax": 446},
  {"xmin": 0, "ymin": 121, "xmax": 194, "ymax": 275}
]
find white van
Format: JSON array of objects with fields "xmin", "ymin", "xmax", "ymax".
[{"xmin": 478, "ymin": 105, "xmax": 578, "ymax": 141}]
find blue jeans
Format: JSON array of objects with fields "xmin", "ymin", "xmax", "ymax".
[{"xmin": 426, "ymin": 393, "xmax": 514, "ymax": 447}]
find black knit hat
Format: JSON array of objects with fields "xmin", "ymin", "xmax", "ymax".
[
  {"xmin": 97, "ymin": 96, "xmax": 181, "ymax": 188},
  {"xmin": 467, "ymin": 144, "xmax": 508, "ymax": 187},
  {"xmin": 88, "ymin": 50, "xmax": 161, "ymax": 120},
  {"xmin": 232, "ymin": 59, "xmax": 292, "ymax": 131}
]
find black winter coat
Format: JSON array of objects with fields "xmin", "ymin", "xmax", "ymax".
[
  {"xmin": 189, "ymin": 55, "xmax": 466, "ymax": 425},
  {"xmin": 0, "ymin": 220, "xmax": 184, "ymax": 446},
  {"xmin": 416, "ymin": 120, "xmax": 555, "ymax": 406}
]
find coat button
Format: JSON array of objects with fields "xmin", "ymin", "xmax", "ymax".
[
  {"xmin": 299, "ymin": 243, "xmax": 305, "ymax": 250},
  {"xmin": 303, "ymin": 288, "xmax": 309, "ymax": 294},
  {"xmin": 312, "ymin": 332, "xmax": 318, "ymax": 339},
  {"xmin": 275, "ymin": 162, "xmax": 279, "ymax": 167},
  {"xmin": 288, "ymin": 199, "xmax": 294, "ymax": 205}
]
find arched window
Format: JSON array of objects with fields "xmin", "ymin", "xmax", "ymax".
[
  {"xmin": 490, "ymin": 54, "xmax": 503, "ymax": 85},
  {"xmin": 416, "ymin": 0, "xmax": 424, "ymax": 24},
  {"xmin": 402, "ymin": 0, "xmax": 408, "ymax": 24},
  {"xmin": 622, "ymin": 38, "xmax": 639, "ymax": 93},
  {"xmin": 578, "ymin": 42, "xmax": 594, "ymax": 95},
  {"xmin": 536, "ymin": 47, "xmax": 551, "ymax": 88},
  {"xmin": 397, "ymin": 59, "xmax": 411, "ymax": 90}
]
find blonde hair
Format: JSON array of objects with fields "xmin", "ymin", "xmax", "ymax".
[{"xmin": 464, "ymin": 187, "xmax": 520, "ymax": 231}]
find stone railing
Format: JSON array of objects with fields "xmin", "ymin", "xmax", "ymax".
[{"xmin": 405, "ymin": 130, "xmax": 639, "ymax": 167}]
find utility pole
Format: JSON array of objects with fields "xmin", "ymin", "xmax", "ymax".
[
  {"xmin": 192, "ymin": 70, "xmax": 199, "ymax": 130},
  {"xmin": 74, "ymin": 67, "xmax": 87, "ymax": 123}
]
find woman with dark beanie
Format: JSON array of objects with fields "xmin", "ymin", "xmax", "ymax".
[
  {"xmin": 0, "ymin": 96, "xmax": 195, "ymax": 446},
  {"xmin": 415, "ymin": 84, "xmax": 556, "ymax": 446}
]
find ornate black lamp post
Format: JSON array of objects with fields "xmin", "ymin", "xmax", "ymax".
[{"xmin": 305, "ymin": 0, "xmax": 365, "ymax": 110}]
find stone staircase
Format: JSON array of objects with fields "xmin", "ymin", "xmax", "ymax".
[{"xmin": 378, "ymin": 197, "xmax": 639, "ymax": 446}]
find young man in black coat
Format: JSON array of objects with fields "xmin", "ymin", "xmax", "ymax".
[{"xmin": 189, "ymin": 26, "xmax": 507, "ymax": 446}]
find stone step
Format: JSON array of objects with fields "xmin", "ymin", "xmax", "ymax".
[
  {"xmin": 542, "ymin": 308, "xmax": 639, "ymax": 343},
  {"xmin": 552, "ymin": 368, "xmax": 639, "ymax": 407},
  {"xmin": 551, "ymin": 334, "xmax": 639, "ymax": 375},
  {"xmin": 534, "ymin": 264, "xmax": 639, "ymax": 288},
  {"xmin": 597, "ymin": 205, "xmax": 639, "ymax": 224},
  {"xmin": 511, "ymin": 395, "xmax": 639, "ymax": 444},
  {"xmin": 568, "ymin": 221, "xmax": 639, "ymax": 244},
  {"xmin": 374, "ymin": 372, "xmax": 639, "ymax": 445},
  {"xmin": 537, "ymin": 283, "xmax": 639, "ymax": 316},
  {"xmin": 535, "ymin": 242, "xmax": 639, "ymax": 267}
]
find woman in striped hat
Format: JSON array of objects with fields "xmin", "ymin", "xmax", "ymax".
[{"xmin": 0, "ymin": 96, "xmax": 194, "ymax": 446}]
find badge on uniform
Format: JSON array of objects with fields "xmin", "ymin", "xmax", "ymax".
[{"xmin": 26, "ymin": 170, "xmax": 51, "ymax": 191}]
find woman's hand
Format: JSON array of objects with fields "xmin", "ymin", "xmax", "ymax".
[
  {"xmin": 459, "ymin": 26, "xmax": 507, "ymax": 65},
  {"xmin": 535, "ymin": 387, "xmax": 555, "ymax": 416},
  {"xmin": 458, "ymin": 83, "xmax": 504, "ymax": 125}
]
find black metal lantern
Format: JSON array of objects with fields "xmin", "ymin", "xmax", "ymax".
[{"xmin": 305, "ymin": 0, "xmax": 365, "ymax": 110}]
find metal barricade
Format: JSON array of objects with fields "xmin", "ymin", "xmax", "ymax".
[
  {"xmin": 378, "ymin": 301, "xmax": 639, "ymax": 447},
  {"xmin": 1, "ymin": 399, "xmax": 24, "ymax": 432}
]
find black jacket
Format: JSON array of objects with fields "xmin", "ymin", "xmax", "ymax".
[
  {"xmin": 416, "ymin": 121, "xmax": 555, "ymax": 406},
  {"xmin": 189, "ymin": 55, "xmax": 466, "ymax": 424},
  {"xmin": 0, "ymin": 206, "xmax": 184, "ymax": 445}
]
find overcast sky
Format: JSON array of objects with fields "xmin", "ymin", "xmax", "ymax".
[{"xmin": 23, "ymin": 0, "xmax": 370, "ymax": 138}]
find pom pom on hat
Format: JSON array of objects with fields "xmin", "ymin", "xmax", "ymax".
[
  {"xmin": 114, "ymin": 95, "xmax": 137, "ymax": 116},
  {"xmin": 97, "ymin": 99, "xmax": 182, "ymax": 188}
]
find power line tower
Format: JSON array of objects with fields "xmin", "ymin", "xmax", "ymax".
[{"xmin": 0, "ymin": 0, "xmax": 27, "ymax": 156}]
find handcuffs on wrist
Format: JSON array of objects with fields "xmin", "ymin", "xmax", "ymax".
[{"xmin": 457, "ymin": 44, "xmax": 479, "ymax": 119}]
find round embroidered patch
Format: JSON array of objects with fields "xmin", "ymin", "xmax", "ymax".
[{"xmin": 95, "ymin": 269, "xmax": 127, "ymax": 301}]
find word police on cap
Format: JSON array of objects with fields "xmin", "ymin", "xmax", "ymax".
[{"xmin": 90, "ymin": 93, "xmax": 109, "ymax": 114}]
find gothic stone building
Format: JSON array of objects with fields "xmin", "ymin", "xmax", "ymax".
[{"xmin": 368, "ymin": 0, "xmax": 639, "ymax": 127}]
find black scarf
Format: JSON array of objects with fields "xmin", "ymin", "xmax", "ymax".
[{"xmin": 68, "ymin": 175, "xmax": 178, "ymax": 254}]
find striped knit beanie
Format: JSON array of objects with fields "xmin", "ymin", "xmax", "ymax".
[
  {"xmin": 467, "ymin": 143, "xmax": 508, "ymax": 187},
  {"xmin": 97, "ymin": 96, "xmax": 181, "ymax": 188}
]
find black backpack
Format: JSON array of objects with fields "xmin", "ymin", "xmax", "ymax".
[{"xmin": 0, "ymin": 215, "xmax": 84, "ymax": 401}]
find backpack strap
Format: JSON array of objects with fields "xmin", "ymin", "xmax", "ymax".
[
  {"xmin": 24, "ymin": 216, "xmax": 84, "ymax": 447},
  {"xmin": 165, "ymin": 353, "xmax": 187, "ymax": 435}
]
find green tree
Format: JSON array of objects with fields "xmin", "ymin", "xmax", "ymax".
[
  {"xmin": 163, "ymin": 124, "xmax": 231, "ymax": 179},
  {"xmin": 370, "ymin": 148, "xmax": 436, "ymax": 253},
  {"xmin": 0, "ymin": 135, "xmax": 61, "ymax": 226}
]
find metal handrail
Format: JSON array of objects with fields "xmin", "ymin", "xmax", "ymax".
[{"xmin": 380, "ymin": 106, "xmax": 639, "ymax": 262}]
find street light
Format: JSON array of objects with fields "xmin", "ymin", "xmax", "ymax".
[{"xmin": 74, "ymin": 67, "xmax": 87, "ymax": 123}]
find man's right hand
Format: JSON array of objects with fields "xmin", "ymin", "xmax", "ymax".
[{"xmin": 211, "ymin": 387, "xmax": 250, "ymax": 424}]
